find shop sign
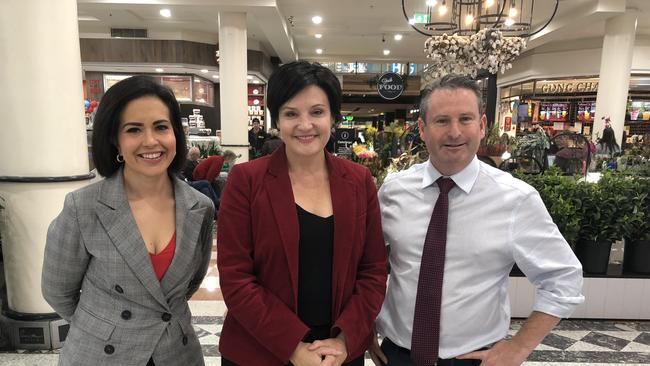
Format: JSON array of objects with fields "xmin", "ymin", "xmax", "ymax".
[
  {"xmin": 335, "ymin": 128, "xmax": 355, "ymax": 157},
  {"xmin": 377, "ymin": 72, "xmax": 404, "ymax": 100},
  {"xmin": 535, "ymin": 80, "xmax": 599, "ymax": 94}
]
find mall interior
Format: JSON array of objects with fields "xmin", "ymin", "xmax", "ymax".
[{"xmin": 1, "ymin": 0, "xmax": 650, "ymax": 365}]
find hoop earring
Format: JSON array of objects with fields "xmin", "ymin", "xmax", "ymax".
[{"xmin": 116, "ymin": 154, "xmax": 124, "ymax": 163}]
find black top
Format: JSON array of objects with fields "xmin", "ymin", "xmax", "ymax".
[{"xmin": 296, "ymin": 204, "xmax": 334, "ymax": 332}]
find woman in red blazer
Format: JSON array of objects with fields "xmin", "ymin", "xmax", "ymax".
[{"xmin": 217, "ymin": 61, "xmax": 387, "ymax": 366}]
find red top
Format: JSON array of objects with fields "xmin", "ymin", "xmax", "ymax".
[
  {"xmin": 193, "ymin": 155, "xmax": 225, "ymax": 183},
  {"xmin": 149, "ymin": 232, "xmax": 176, "ymax": 281}
]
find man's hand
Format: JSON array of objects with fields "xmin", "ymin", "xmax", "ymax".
[
  {"xmin": 368, "ymin": 332, "xmax": 388, "ymax": 366},
  {"xmin": 290, "ymin": 341, "xmax": 341, "ymax": 366},
  {"xmin": 457, "ymin": 339, "xmax": 530, "ymax": 366},
  {"xmin": 308, "ymin": 334, "xmax": 348, "ymax": 366}
]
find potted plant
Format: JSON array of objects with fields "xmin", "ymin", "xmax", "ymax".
[
  {"xmin": 620, "ymin": 176, "xmax": 650, "ymax": 273},
  {"xmin": 574, "ymin": 173, "xmax": 628, "ymax": 274}
]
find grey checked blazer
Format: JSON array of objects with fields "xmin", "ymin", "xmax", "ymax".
[{"xmin": 42, "ymin": 169, "xmax": 214, "ymax": 366}]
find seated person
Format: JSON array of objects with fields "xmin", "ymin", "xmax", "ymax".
[
  {"xmin": 193, "ymin": 150, "xmax": 238, "ymax": 196},
  {"xmin": 182, "ymin": 146, "xmax": 201, "ymax": 181}
]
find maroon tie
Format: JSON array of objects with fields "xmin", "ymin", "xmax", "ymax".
[{"xmin": 411, "ymin": 177, "xmax": 455, "ymax": 366}]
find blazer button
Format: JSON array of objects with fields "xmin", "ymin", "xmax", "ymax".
[
  {"xmin": 161, "ymin": 313, "xmax": 172, "ymax": 322},
  {"xmin": 104, "ymin": 345, "xmax": 115, "ymax": 354},
  {"xmin": 121, "ymin": 310, "xmax": 131, "ymax": 320},
  {"xmin": 114, "ymin": 285, "xmax": 123, "ymax": 294},
  {"xmin": 182, "ymin": 336, "xmax": 188, "ymax": 345}
]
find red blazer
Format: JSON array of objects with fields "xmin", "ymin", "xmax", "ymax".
[
  {"xmin": 193, "ymin": 155, "xmax": 224, "ymax": 183},
  {"xmin": 217, "ymin": 145, "xmax": 387, "ymax": 365}
]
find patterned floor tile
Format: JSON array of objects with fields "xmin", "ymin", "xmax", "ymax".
[
  {"xmin": 540, "ymin": 333, "xmax": 578, "ymax": 350},
  {"xmin": 553, "ymin": 330, "xmax": 592, "ymax": 341},
  {"xmin": 622, "ymin": 341, "xmax": 650, "ymax": 353},
  {"xmin": 565, "ymin": 341, "xmax": 617, "ymax": 352},
  {"xmin": 581, "ymin": 332, "xmax": 632, "ymax": 351},
  {"xmin": 634, "ymin": 332, "xmax": 650, "ymax": 347}
]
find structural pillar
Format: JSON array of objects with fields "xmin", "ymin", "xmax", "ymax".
[
  {"xmin": 593, "ymin": 12, "xmax": 637, "ymax": 146},
  {"xmin": 218, "ymin": 12, "xmax": 250, "ymax": 162},
  {"xmin": 0, "ymin": 0, "xmax": 92, "ymax": 349}
]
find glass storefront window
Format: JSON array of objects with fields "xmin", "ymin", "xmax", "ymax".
[
  {"xmin": 161, "ymin": 75, "xmax": 192, "ymax": 102},
  {"xmin": 103, "ymin": 74, "xmax": 131, "ymax": 91},
  {"xmin": 193, "ymin": 77, "xmax": 214, "ymax": 105}
]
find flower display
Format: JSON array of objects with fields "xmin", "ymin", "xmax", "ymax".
[{"xmin": 423, "ymin": 28, "xmax": 526, "ymax": 81}]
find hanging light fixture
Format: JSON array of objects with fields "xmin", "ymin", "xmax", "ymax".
[{"xmin": 401, "ymin": 0, "xmax": 559, "ymax": 79}]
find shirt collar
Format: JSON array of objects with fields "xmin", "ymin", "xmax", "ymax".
[{"xmin": 421, "ymin": 156, "xmax": 480, "ymax": 194}]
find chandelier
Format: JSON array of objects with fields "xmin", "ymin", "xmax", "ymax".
[{"xmin": 401, "ymin": 0, "xmax": 559, "ymax": 80}]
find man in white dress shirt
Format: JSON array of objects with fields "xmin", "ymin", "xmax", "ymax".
[{"xmin": 369, "ymin": 74, "xmax": 584, "ymax": 366}]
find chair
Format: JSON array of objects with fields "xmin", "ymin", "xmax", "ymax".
[
  {"xmin": 549, "ymin": 132, "xmax": 591, "ymax": 176},
  {"xmin": 498, "ymin": 155, "xmax": 544, "ymax": 174}
]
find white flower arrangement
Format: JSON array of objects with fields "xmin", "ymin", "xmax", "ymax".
[{"xmin": 422, "ymin": 28, "xmax": 526, "ymax": 82}]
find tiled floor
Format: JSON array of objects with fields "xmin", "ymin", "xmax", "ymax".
[{"xmin": 2, "ymin": 239, "xmax": 650, "ymax": 365}]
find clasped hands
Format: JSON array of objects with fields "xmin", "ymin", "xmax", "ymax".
[{"xmin": 290, "ymin": 335, "xmax": 348, "ymax": 366}]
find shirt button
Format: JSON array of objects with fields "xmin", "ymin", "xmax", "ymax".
[
  {"xmin": 104, "ymin": 345, "xmax": 115, "ymax": 354},
  {"xmin": 182, "ymin": 336, "xmax": 188, "ymax": 345},
  {"xmin": 161, "ymin": 313, "xmax": 172, "ymax": 322},
  {"xmin": 114, "ymin": 285, "xmax": 123, "ymax": 293},
  {"xmin": 121, "ymin": 310, "xmax": 131, "ymax": 320}
]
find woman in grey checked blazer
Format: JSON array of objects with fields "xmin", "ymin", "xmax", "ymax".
[{"xmin": 42, "ymin": 76, "xmax": 214, "ymax": 366}]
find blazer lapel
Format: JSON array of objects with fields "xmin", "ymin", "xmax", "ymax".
[
  {"xmin": 159, "ymin": 178, "xmax": 206, "ymax": 295},
  {"xmin": 265, "ymin": 146, "xmax": 300, "ymax": 305},
  {"xmin": 327, "ymin": 154, "xmax": 358, "ymax": 314},
  {"xmin": 96, "ymin": 169, "xmax": 169, "ymax": 309}
]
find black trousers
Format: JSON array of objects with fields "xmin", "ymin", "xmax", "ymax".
[{"xmin": 380, "ymin": 338, "xmax": 482, "ymax": 366}]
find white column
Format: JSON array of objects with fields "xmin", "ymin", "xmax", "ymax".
[
  {"xmin": 218, "ymin": 12, "xmax": 250, "ymax": 162},
  {"xmin": 593, "ymin": 12, "xmax": 637, "ymax": 146},
  {"xmin": 0, "ymin": 0, "xmax": 90, "ymax": 313}
]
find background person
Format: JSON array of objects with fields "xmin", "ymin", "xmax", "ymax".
[
  {"xmin": 182, "ymin": 146, "xmax": 200, "ymax": 181},
  {"xmin": 369, "ymin": 74, "xmax": 584, "ymax": 366},
  {"xmin": 42, "ymin": 75, "xmax": 215, "ymax": 366},
  {"xmin": 217, "ymin": 61, "xmax": 387, "ymax": 366},
  {"xmin": 261, "ymin": 128, "xmax": 283, "ymax": 156},
  {"xmin": 248, "ymin": 117, "xmax": 268, "ymax": 159}
]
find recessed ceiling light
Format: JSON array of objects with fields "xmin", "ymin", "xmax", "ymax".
[
  {"xmin": 426, "ymin": 0, "xmax": 438, "ymax": 6},
  {"xmin": 312, "ymin": 15, "xmax": 323, "ymax": 24},
  {"xmin": 247, "ymin": 75, "xmax": 253, "ymax": 80},
  {"xmin": 408, "ymin": 18, "xmax": 416, "ymax": 25},
  {"xmin": 78, "ymin": 15, "xmax": 100, "ymax": 21},
  {"xmin": 504, "ymin": 17, "xmax": 515, "ymax": 26},
  {"xmin": 252, "ymin": 80, "xmax": 260, "ymax": 84},
  {"xmin": 316, "ymin": 48, "xmax": 323, "ymax": 54},
  {"xmin": 315, "ymin": 33, "xmax": 323, "ymax": 39},
  {"xmin": 394, "ymin": 34, "xmax": 403, "ymax": 41},
  {"xmin": 200, "ymin": 69, "xmax": 208, "ymax": 73},
  {"xmin": 213, "ymin": 74, "xmax": 219, "ymax": 79},
  {"xmin": 383, "ymin": 49, "xmax": 390, "ymax": 56},
  {"xmin": 160, "ymin": 9, "xmax": 171, "ymax": 18},
  {"xmin": 155, "ymin": 68, "xmax": 164, "ymax": 72}
]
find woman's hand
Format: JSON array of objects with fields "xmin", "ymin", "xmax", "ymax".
[
  {"xmin": 308, "ymin": 333, "xmax": 348, "ymax": 366},
  {"xmin": 290, "ymin": 341, "xmax": 342, "ymax": 366}
]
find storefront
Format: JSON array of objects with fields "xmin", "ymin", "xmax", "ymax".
[{"xmin": 498, "ymin": 76, "xmax": 650, "ymax": 145}]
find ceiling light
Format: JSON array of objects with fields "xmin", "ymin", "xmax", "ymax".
[
  {"xmin": 485, "ymin": 0, "xmax": 495, "ymax": 7},
  {"xmin": 160, "ymin": 8, "xmax": 171, "ymax": 18},
  {"xmin": 252, "ymin": 80, "xmax": 260, "ymax": 84},
  {"xmin": 383, "ymin": 49, "xmax": 390, "ymax": 56},
  {"xmin": 212, "ymin": 74, "xmax": 219, "ymax": 79},
  {"xmin": 315, "ymin": 33, "xmax": 323, "ymax": 39},
  {"xmin": 509, "ymin": 2, "xmax": 518, "ymax": 17},
  {"xmin": 78, "ymin": 15, "xmax": 100, "ymax": 21},
  {"xmin": 155, "ymin": 68, "xmax": 164, "ymax": 72},
  {"xmin": 312, "ymin": 15, "xmax": 323, "ymax": 24},
  {"xmin": 439, "ymin": 2, "xmax": 448, "ymax": 15},
  {"xmin": 426, "ymin": 0, "xmax": 438, "ymax": 6},
  {"xmin": 394, "ymin": 34, "xmax": 403, "ymax": 41},
  {"xmin": 200, "ymin": 69, "xmax": 208, "ymax": 73},
  {"xmin": 316, "ymin": 48, "xmax": 323, "ymax": 54},
  {"xmin": 409, "ymin": 18, "xmax": 416, "ymax": 25},
  {"xmin": 504, "ymin": 17, "xmax": 515, "ymax": 26},
  {"xmin": 465, "ymin": 13, "xmax": 474, "ymax": 25},
  {"xmin": 247, "ymin": 75, "xmax": 253, "ymax": 80}
]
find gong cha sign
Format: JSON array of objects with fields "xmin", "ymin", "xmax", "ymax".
[{"xmin": 377, "ymin": 73, "xmax": 404, "ymax": 100}]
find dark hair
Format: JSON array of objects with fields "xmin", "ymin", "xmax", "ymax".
[
  {"xmin": 419, "ymin": 74, "xmax": 483, "ymax": 122},
  {"xmin": 267, "ymin": 61, "xmax": 342, "ymax": 128},
  {"xmin": 92, "ymin": 75, "xmax": 187, "ymax": 177}
]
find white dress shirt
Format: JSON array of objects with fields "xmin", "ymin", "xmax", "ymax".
[{"xmin": 376, "ymin": 157, "xmax": 584, "ymax": 359}]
